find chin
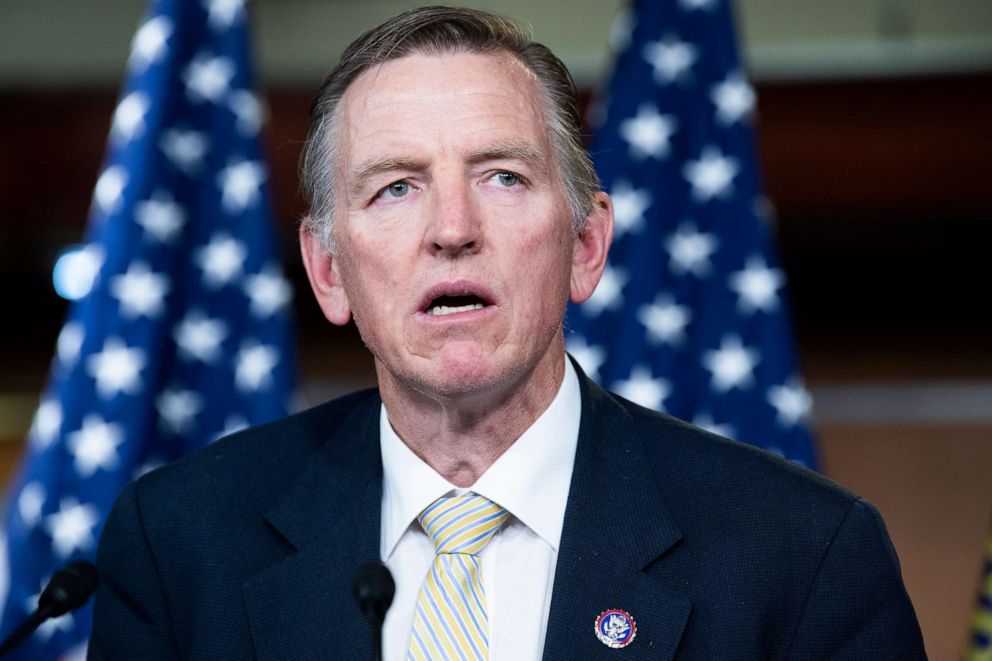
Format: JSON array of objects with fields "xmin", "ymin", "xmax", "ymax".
[
  {"xmin": 428, "ymin": 349, "xmax": 506, "ymax": 395},
  {"xmin": 392, "ymin": 344, "xmax": 514, "ymax": 401}
]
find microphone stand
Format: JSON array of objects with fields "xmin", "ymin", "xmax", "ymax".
[
  {"xmin": 360, "ymin": 603, "xmax": 385, "ymax": 661},
  {"xmin": 0, "ymin": 603, "xmax": 59, "ymax": 657},
  {"xmin": 0, "ymin": 559, "xmax": 99, "ymax": 658},
  {"xmin": 353, "ymin": 561, "xmax": 395, "ymax": 661}
]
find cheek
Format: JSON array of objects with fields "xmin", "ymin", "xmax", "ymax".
[
  {"xmin": 337, "ymin": 248, "xmax": 389, "ymax": 322},
  {"xmin": 523, "ymin": 219, "xmax": 573, "ymax": 273},
  {"xmin": 514, "ymin": 229, "xmax": 573, "ymax": 311},
  {"xmin": 340, "ymin": 228, "xmax": 406, "ymax": 286},
  {"xmin": 338, "ymin": 233, "xmax": 419, "ymax": 341}
]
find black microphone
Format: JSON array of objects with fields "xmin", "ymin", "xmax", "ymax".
[
  {"xmin": 353, "ymin": 561, "xmax": 395, "ymax": 661},
  {"xmin": 0, "ymin": 559, "xmax": 99, "ymax": 657}
]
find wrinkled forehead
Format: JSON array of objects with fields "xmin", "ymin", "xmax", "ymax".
[
  {"xmin": 344, "ymin": 46, "xmax": 543, "ymax": 106},
  {"xmin": 334, "ymin": 50, "xmax": 553, "ymax": 162}
]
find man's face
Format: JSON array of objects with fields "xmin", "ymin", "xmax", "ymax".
[{"xmin": 305, "ymin": 51, "xmax": 606, "ymax": 399}]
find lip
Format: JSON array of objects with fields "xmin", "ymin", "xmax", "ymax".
[{"xmin": 414, "ymin": 278, "xmax": 498, "ymax": 318}]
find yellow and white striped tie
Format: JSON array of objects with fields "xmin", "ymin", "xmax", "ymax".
[{"xmin": 407, "ymin": 494, "xmax": 509, "ymax": 660}]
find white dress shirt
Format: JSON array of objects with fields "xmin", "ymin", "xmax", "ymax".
[{"xmin": 379, "ymin": 360, "xmax": 581, "ymax": 661}]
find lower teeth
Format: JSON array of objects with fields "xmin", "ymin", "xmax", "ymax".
[{"xmin": 429, "ymin": 303, "xmax": 484, "ymax": 316}]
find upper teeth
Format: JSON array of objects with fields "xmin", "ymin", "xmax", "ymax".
[{"xmin": 429, "ymin": 303, "xmax": 484, "ymax": 316}]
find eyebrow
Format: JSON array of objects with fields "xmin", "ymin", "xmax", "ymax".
[
  {"xmin": 465, "ymin": 141, "xmax": 549, "ymax": 173},
  {"xmin": 351, "ymin": 157, "xmax": 428, "ymax": 185}
]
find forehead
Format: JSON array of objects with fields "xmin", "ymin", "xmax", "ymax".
[{"xmin": 336, "ymin": 51, "xmax": 551, "ymax": 166}]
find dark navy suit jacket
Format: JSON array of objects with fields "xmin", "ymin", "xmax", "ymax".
[{"xmin": 89, "ymin": 371, "xmax": 926, "ymax": 659}]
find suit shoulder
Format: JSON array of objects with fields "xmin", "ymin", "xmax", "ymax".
[
  {"xmin": 133, "ymin": 388, "xmax": 380, "ymax": 511},
  {"xmin": 612, "ymin": 394, "xmax": 859, "ymax": 532}
]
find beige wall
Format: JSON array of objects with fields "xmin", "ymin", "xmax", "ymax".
[{"xmin": 819, "ymin": 422, "xmax": 992, "ymax": 660}]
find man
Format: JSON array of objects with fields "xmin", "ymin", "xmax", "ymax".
[{"xmin": 90, "ymin": 7, "xmax": 926, "ymax": 660}]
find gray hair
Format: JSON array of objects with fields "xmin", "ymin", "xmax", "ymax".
[{"xmin": 299, "ymin": 5, "xmax": 601, "ymax": 252}]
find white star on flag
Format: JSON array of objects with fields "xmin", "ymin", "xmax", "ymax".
[
  {"xmin": 682, "ymin": 146, "xmax": 740, "ymax": 202},
  {"xmin": 66, "ymin": 415, "xmax": 125, "ymax": 477},
  {"xmin": 205, "ymin": 0, "xmax": 246, "ymax": 30},
  {"xmin": 17, "ymin": 482, "xmax": 46, "ymax": 528},
  {"xmin": 174, "ymin": 311, "xmax": 229, "ymax": 363},
  {"xmin": 129, "ymin": 15, "xmax": 172, "ymax": 70},
  {"xmin": 702, "ymin": 335, "xmax": 761, "ymax": 392},
  {"xmin": 29, "ymin": 399, "xmax": 62, "ymax": 450},
  {"xmin": 711, "ymin": 72, "xmax": 755, "ymax": 125},
  {"xmin": 583, "ymin": 264, "xmax": 627, "ymax": 315},
  {"xmin": 218, "ymin": 159, "xmax": 266, "ymax": 213},
  {"xmin": 619, "ymin": 105, "xmax": 677, "ymax": 160},
  {"xmin": 679, "ymin": 0, "xmax": 717, "ymax": 10},
  {"xmin": 183, "ymin": 53, "xmax": 235, "ymax": 104},
  {"xmin": 109, "ymin": 261, "xmax": 171, "ymax": 319},
  {"xmin": 609, "ymin": 8, "xmax": 634, "ymax": 52},
  {"xmin": 214, "ymin": 415, "xmax": 250, "ymax": 442},
  {"xmin": 729, "ymin": 257, "xmax": 784, "ymax": 314},
  {"xmin": 643, "ymin": 37, "xmax": 698, "ymax": 84},
  {"xmin": 228, "ymin": 89, "xmax": 265, "ymax": 136},
  {"xmin": 234, "ymin": 342, "xmax": 280, "ymax": 392},
  {"xmin": 134, "ymin": 458, "xmax": 167, "ymax": 481},
  {"xmin": 94, "ymin": 166, "xmax": 128, "ymax": 214},
  {"xmin": 85, "ymin": 337, "xmax": 147, "ymax": 398},
  {"xmin": 44, "ymin": 498, "xmax": 100, "ymax": 559},
  {"xmin": 111, "ymin": 92, "xmax": 151, "ymax": 143},
  {"xmin": 638, "ymin": 295, "xmax": 692, "ymax": 345},
  {"xmin": 610, "ymin": 181, "xmax": 651, "ymax": 237},
  {"xmin": 160, "ymin": 129, "xmax": 210, "ymax": 175},
  {"xmin": 692, "ymin": 414, "xmax": 736, "ymax": 440},
  {"xmin": 56, "ymin": 321, "xmax": 84, "ymax": 367},
  {"xmin": 244, "ymin": 267, "xmax": 292, "ymax": 317},
  {"xmin": 753, "ymin": 195, "xmax": 774, "ymax": 227},
  {"xmin": 157, "ymin": 387, "xmax": 204, "ymax": 435},
  {"xmin": 135, "ymin": 192, "xmax": 186, "ymax": 242},
  {"xmin": 60, "ymin": 244, "xmax": 104, "ymax": 302},
  {"xmin": 613, "ymin": 365, "xmax": 671, "ymax": 410},
  {"xmin": 567, "ymin": 336, "xmax": 606, "ymax": 382},
  {"xmin": 764, "ymin": 445, "xmax": 787, "ymax": 459},
  {"xmin": 684, "ymin": 146, "xmax": 739, "ymax": 202},
  {"xmin": 195, "ymin": 233, "xmax": 247, "ymax": 288},
  {"xmin": 768, "ymin": 379, "xmax": 813, "ymax": 427},
  {"xmin": 666, "ymin": 222, "xmax": 718, "ymax": 277}
]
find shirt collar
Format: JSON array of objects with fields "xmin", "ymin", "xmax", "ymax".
[{"xmin": 380, "ymin": 359, "xmax": 581, "ymax": 558}]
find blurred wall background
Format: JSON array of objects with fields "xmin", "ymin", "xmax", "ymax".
[{"xmin": 1, "ymin": 1, "xmax": 990, "ymax": 657}]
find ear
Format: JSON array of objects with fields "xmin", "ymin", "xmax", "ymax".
[
  {"xmin": 299, "ymin": 221, "xmax": 352, "ymax": 325},
  {"xmin": 570, "ymin": 191, "xmax": 614, "ymax": 304}
]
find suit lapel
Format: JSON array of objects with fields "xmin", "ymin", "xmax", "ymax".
[
  {"xmin": 543, "ymin": 371, "xmax": 691, "ymax": 660},
  {"xmin": 242, "ymin": 396, "xmax": 384, "ymax": 660},
  {"xmin": 238, "ymin": 368, "xmax": 691, "ymax": 659}
]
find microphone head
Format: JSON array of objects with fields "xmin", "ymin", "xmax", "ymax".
[
  {"xmin": 39, "ymin": 560, "xmax": 99, "ymax": 617},
  {"xmin": 352, "ymin": 561, "xmax": 395, "ymax": 622}
]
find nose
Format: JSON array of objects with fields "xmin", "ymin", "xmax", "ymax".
[{"xmin": 425, "ymin": 176, "xmax": 482, "ymax": 258}]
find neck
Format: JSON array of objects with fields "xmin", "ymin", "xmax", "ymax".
[{"xmin": 379, "ymin": 345, "xmax": 567, "ymax": 488}]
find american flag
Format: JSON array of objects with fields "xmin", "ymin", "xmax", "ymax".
[
  {"xmin": 0, "ymin": 1, "xmax": 294, "ymax": 657},
  {"xmin": 966, "ymin": 530, "xmax": 992, "ymax": 659},
  {"xmin": 566, "ymin": 0, "xmax": 817, "ymax": 467}
]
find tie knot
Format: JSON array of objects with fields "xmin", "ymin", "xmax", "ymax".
[{"xmin": 418, "ymin": 494, "xmax": 509, "ymax": 556}]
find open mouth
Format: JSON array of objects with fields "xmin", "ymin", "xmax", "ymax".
[
  {"xmin": 419, "ymin": 282, "xmax": 495, "ymax": 318},
  {"xmin": 425, "ymin": 294, "xmax": 487, "ymax": 316}
]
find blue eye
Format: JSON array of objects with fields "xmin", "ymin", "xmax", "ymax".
[
  {"xmin": 381, "ymin": 181, "xmax": 410, "ymax": 199},
  {"xmin": 495, "ymin": 172, "xmax": 520, "ymax": 187}
]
